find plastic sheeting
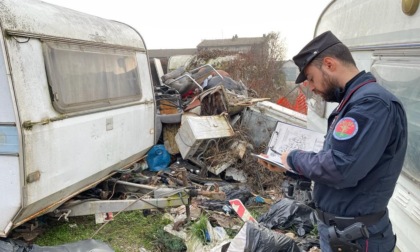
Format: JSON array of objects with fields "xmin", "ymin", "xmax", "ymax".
[
  {"xmin": 0, "ymin": 239, "xmax": 114, "ymax": 252},
  {"xmin": 258, "ymin": 198, "xmax": 316, "ymax": 237}
]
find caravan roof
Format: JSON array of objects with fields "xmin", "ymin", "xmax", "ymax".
[
  {"xmin": 0, "ymin": 0, "xmax": 145, "ymax": 50},
  {"xmin": 315, "ymin": 0, "xmax": 420, "ymax": 49}
]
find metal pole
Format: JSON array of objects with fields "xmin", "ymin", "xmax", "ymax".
[
  {"xmin": 180, "ymin": 168, "xmax": 191, "ymax": 222},
  {"xmin": 109, "ymin": 179, "xmax": 157, "ymax": 190}
]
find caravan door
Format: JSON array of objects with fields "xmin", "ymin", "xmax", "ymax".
[{"xmin": 0, "ymin": 24, "xmax": 21, "ymax": 237}]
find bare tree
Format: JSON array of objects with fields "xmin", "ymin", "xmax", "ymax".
[
  {"xmin": 187, "ymin": 32, "xmax": 287, "ymax": 101},
  {"xmin": 224, "ymin": 32, "xmax": 286, "ymax": 100}
]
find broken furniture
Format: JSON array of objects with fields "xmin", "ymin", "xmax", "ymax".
[
  {"xmin": 175, "ymin": 115, "xmax": 234, "ymax": 169},
  {"xmin": 163, "ymin": 64, "xmax": 224, "ymax": 95}
]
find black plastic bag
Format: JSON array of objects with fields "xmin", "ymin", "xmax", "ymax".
[
  {"xmin": 225, "ymin": 188, "xmax": 253, "ymax": 203},
  {"xmin": 200, "ymin": 187, "xmax": 253, "ymax": 213},
  {"xmin": 258, "ymin": 198, "xmax": 316, "ymax": 236}
]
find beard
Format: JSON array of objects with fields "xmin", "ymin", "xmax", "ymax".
[{"xmin": 319, "ymin": 68, "xmax": 340, "ymax": 102}]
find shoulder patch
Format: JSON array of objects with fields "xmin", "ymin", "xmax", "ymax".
[{"xmin": 333, "ymin": 117, "xmax": 358, "ymax": 140}]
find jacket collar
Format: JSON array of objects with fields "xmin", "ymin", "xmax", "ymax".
[{"xmin": 333, "ymin": 71, "xmax": 375, "ymax": 103}]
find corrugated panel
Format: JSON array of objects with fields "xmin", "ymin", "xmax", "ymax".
[
  {"xmin": 412, "ymin": 204, "xmax": 420, "ymax": 224},
  {"xmin": 394, "ymin": 188, "xmax": 410, "ymax": 208}
]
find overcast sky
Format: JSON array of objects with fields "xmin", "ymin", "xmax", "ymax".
[{"xmin": 41, "ymin": 0, "xmax": 331, "ymax": 59}]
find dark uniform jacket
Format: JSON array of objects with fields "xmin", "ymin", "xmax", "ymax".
[{"xmin": 287, "ymin": 71, "xmax": 407, "ymax": 218}]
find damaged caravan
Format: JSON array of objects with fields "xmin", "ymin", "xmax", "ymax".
[{"xmin": 0, "ymin": 0, "xmax": 156, "ymax": 236}]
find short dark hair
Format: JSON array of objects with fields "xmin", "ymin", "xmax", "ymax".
[{"xmin": 311, "ymin": 42, "xmax": 356, "ymax": 68}]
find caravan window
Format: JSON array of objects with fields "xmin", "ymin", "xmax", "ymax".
[
  {"xmin": 43, "ymin": 42, "xmax": 141, "ymax": 113},
  {"xmin": 371, "ymin": 57, "xmax": 420, "ymax": 183}
]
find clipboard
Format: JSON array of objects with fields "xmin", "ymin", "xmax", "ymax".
[
  {"xmin": 250, "ymin": 153, "xmax": 297, "ymax": 174},
  {"xmin": 250, "ymin": 153, "xmax": 285, "ymax": 168},
  {"xmin": 251, "ymin": 121, "xmax": 324, "ymax": 174}
]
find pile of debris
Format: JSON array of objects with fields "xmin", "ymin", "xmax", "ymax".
[
  {"xmin": 142, "ymin": 63, "xmax": 319, "ymax": 251},
  {"xmin": 30, "ymin": 63, "xmax": 319, "ymax": 251},
  {"xmin": 155, "ymin": 63, "xmax": 286, "ymax": 190}
]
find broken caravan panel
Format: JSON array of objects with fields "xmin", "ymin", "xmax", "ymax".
[
  {"xmin": 312, "ymin": 0, "xmax": 420, "ymax": 251},
  {"xmin": 0, "ymin": 0, "xmax": 156, "ymax": 237}
]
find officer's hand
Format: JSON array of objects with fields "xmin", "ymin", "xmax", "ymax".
[{"xmin": 257, "ymin": 154, "xmax": 288, "ymax": 173}]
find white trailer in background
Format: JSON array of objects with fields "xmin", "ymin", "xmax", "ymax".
[
  {"xmin": 0, "ymin": 0, "xmax": 157, "ymax": 236},
  {"xmin": 311, "ymin": 0, "xmax": 420, "ymax": 251}
]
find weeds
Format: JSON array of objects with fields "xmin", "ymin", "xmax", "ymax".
[
  {"xmin": 153, "ymin": 229, "xmax": 186, "ymax": 252},
  {"xmin": 189, "ymin": 215, "xmax": 209, "ymax": 244},
  {"xmin": 34, "ymin": 210, "xmax": 183, "ymax": 252}
]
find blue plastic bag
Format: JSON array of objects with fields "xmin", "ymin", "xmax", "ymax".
[{"xmin": 146, "ymin": 145, "xmax": 171, "ymax": 172}]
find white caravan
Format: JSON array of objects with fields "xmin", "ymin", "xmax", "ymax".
[
  {"xmin": 0, "ymin": 0, "xmax": 156, "ymax": 236},
  {"xmin": 310, "ymin": 0, "xmax": 420, "ymax": 251}
]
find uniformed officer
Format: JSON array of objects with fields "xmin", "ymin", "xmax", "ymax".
[{"xmin": 259, "ymin": 31, "xmax": 407, "ymax": 251}]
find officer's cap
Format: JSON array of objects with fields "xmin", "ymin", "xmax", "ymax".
[{"xmin": 292, "ymin": 31, "xmax": 342, "ymax": 84}]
